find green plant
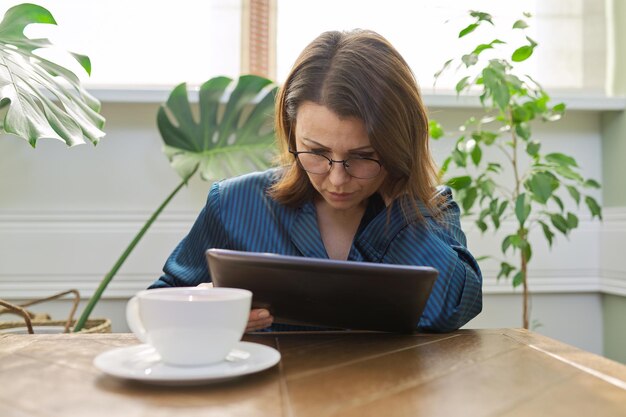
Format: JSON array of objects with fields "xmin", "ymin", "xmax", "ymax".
[
  {"xmin": 0, "ymin": 3, "xmax": 105, "ymax": 146},
  {"xmin": 0, "ymin": 4, "xmax": 276, "ymax": 332},
  {"xmin": 430, "ymin": 11, "xmax": 602, "ymax": 329},
  {"xmin": 73, "ymin": 75, "xmax": 278, "ymax": 331}
]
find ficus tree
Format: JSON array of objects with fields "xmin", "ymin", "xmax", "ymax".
[{"xmin": 430, "ymin": 11, "xmax": 602, "ymax": 329}]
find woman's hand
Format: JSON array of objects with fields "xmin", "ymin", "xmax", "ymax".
[
  {"xmin": 197, "ymin": 283, "xmax": 274, "ymax": 332},
  {"xmin": 246, "ymin": 308, "xmax": 273, "ymax": 332}
]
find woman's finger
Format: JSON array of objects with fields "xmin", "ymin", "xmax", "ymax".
[{"xmin": 246, "ymin": 315, "xmax": 274, "ymax": 332}]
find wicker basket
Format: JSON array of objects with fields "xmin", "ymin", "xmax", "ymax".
[
  {"xmin": 0, "ymin": 318, "xmax": 112, "ymax": 334},
  {"xmin": 0, "ymin": 290, "xmax": 112, "ymax": 334}
]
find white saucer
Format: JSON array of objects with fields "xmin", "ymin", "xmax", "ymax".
[{"xmin": 93, "ymin": 341, "xmax": 281, "ymax": 385}]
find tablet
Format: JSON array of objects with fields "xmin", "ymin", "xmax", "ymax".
[{"xmin": 206, "ymin": 248, "xmax": 438, "ymax": 333}]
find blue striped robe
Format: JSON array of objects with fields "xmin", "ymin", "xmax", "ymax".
[{"xmin": 150, "ymin": 168, "xmax": 482, "ymax": 332}]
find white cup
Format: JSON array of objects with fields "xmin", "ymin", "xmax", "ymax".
[{"xmin": 126, "ymin": 287, "xmax": 252, "ymax": 366}]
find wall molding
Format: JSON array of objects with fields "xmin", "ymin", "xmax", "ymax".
[
  {"xmin": 0, "ymin": 273, "xmax": 152, "ymax": 299},
  {"xmin": 599, "ymin": 207, "xmax": 626, "ymax": 296},
  {"xmin": 1, "ymin": 207, "xmax": 625, "ymax": 299},
  {"xmin": 0, "ymin": 209, "xmax": 198, "ymax": 224},
  {"xmin": 85, "ymin": 87, "xmax": 626, "ymax": 111},
  {"xmin": 0, "ymin": 271, "xmax": 608, "ymax": 300}
]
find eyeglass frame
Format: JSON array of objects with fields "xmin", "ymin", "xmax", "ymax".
[{"xmin": 288, "ymin": 149, "xmax": 383, "ymax": 179}]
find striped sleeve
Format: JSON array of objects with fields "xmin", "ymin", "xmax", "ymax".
[
  {"xmin": 384, "ymin": 188, "xmax": 483, "ymax": 332},
  {"xmin": 149, "ymin": 182, "xmax": 228, "ymax": 288}
]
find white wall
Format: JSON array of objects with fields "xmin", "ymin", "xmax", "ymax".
[{"xmin": 0, "ymin": 98, "xmax": 616, "ymax": 356}]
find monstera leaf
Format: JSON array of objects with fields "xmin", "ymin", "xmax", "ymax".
[
  {"xmin": 0, "ymin": 3, "xmax": 105, "ymax": 147},
  {"xmin": 157, "ymin": 75, "xmax": 277, "ymax": 181}
]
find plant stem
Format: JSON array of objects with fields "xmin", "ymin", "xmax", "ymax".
[
  {"xmin": 73, "ymin": 169, "xmax": 197, "ymax": 332},
  {"xmin": 509, "ymin": 108, "xmax": 530, "ymax": 329},
  {"xmin": 509, "ymin": 111, "xmax": 521, "ymax": 198},
  {"xmin": 518, "ymin": 225, "xmax": 530, "ymax": 329}
]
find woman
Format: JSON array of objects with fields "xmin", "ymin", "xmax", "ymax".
[{"xmin": 150, "ymin": 29, "xmax": 482, "ymax": 333}]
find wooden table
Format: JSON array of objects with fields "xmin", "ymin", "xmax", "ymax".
[{"xmin": 1, "ymin": 329, "xmax": 625, "ymax": 417}]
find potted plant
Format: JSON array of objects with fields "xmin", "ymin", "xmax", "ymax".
[
  {"xmin": 430, "ymin": 10, "xmax": 603, "ymax": 329},
  {"xmin": 0, "ymin": 3, "xmax": 109, "ymax": 333},
  {"xmin": 73, "ymin": 74, "xmax": 278, "ymax": 331},
  {"xmin": 0, "ymin": 3, "xmax": 278, "ymax": 333}
]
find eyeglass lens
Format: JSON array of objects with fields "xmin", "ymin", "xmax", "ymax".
[{"xmin": 296, "ymin": 152, "xmax": 380, "ymax": 179}]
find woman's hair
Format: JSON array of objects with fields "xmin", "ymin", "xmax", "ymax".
[{"xmin": 270, "ymin": 29, "xmax": 441, "ymax": 220}]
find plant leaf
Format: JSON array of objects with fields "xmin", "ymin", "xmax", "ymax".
[
  {"xmin": 478, "ymin": 131, "xmax": 499, "ymax": 145},
  {"xmin": 157, "ymin": 75, "xmax": 277, "ymax": 181},
  {"xmin": 479, "ymin": 178, "xmax": 496, "ymax": 196},
  {"xmin": 0, "ymin": 3, "xmax": 105, "ymax": 147},
  {"xmin": 498, "ymin": 262, "xmax": 516, "ymax": 280},
  {"xmin": 515, "ymin": 193, "xmax": 531, "ymax": 225},
  {"xmin": 515, "ymin": 122, "xmax": 531, "ymax": 140},
  {"xmin": 550, "ymin": 213, "xmax": 570, "ymax": 235},
  {"xmin": 490, "ymin": 200, "xmax": 502, "ymax": 229},
  {"xmin": 472, "ymin": 39, "xmax": 505, "ymax": 56},
  {"xmin": 452, "ymin": 148, "xmax": 467, "ymax": 168},
  {"xmin": 567, "ymin": 212, "xmax": 579, "ymax": 229},
  {"xmin": 498, "ymin": 200, "xmax": 508, "ymax": 217},
  {"xmin": 502, "ymin": 234, "xmax": 516, "ymax": 253},
  {"xmin": 471, "ymin": 143, "xmax": 482, "ymax": 166},
  {"xmin": 538, "ymin": 220, "xmax": 555, "ymax": 247},
  {"xmin": 513, "ymin": 20, "xmax": 529, "ymax": 29},
  {"xmin": 554, "ymin": 165, "xmax": 583, "ymax": 182},
  {"xmin": 434, "ymin": 59, "xmax": 453, "ymax": 81},
  {"xmin": 439, "ymin": 156, "xmax": 452, "ymax": 176},
  {"xmin": 455, "ymin": 76, "xmax": 471, "ymax": 93},
  {"xmin": 566, "ymin": 185, "xmax": 581, "ymax": 205},
  {"xmin": 545, "ymin": 153, "xmax": 578, "ymax": 167},
  {"xmin": 447, "ymin": 175, "xmax": 472, "ymax": 190},
  {"xmin": 526, "ymin": 140, "xmax": 540, "ymax": 156},
  {"xmin": 584, "ymin": 179, "xmax": 601, "ymax": 189},
  {"xmin": 482, "ymin": 66, "xmax": 510, "ymax": 110},
  {"xmin": 585, "ymin": 196, "xmax": 603, "ymax": 220},
  {"xmin": 469, "ymin": 11, "xmax": 494, "ymax": 25},
  {"xmin": 487, "ymin": 162, "xmax": 502, "ymax": 173},
  {"xmin": 459, "ymin": 23, "xmax": 478, "ymax": 38},
  {"xmin": 429, "ymin": 120, "xmax": 444, "ymax": 139},
  {"xmin": 527, "ymin": 171, "xmax": 558, "ymax": 204},
  {"xmin": 462, "ymin": 187, "xmax": 478, "ymax": 212},
  {"xmin": 513, "ymin": 105, "xmax": 531, "ymax": 123},
  {"xmin": 512, "ymin": 45, "xmax": 534, "ymax": 62},
  {"xmin": 552, "ymin": 194, "xmax": 564, "ymax": 212},
  {"xmin": 461, "ymin": 54, "xmax": 479, "ymax": 67},
  {"xmin": 472, "ymin": 43, "xmax": 493, "ymax": 55}
]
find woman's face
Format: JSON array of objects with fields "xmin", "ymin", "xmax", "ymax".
[{"xmin": 294, "ymin": 101, "xmax": 387, "ymax": 212}]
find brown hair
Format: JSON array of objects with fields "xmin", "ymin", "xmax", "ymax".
[{"xmin": 270, "ymin": 29, "xmax": 441, "ymax": 221}]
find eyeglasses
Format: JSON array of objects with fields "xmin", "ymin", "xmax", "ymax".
[{"xmin": 289, "ymin": 150, "xmax": 382, "ymax": 179}]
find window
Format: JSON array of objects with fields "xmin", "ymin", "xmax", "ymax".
[
  {"xmin": 6, "ymin": 0, "xmax": 607, "ymax": 93},
  {"xmin": 276, "ymin": 0, "xmax": 606, "ymax": 93},
  {"xmin": 12, "ymin": 0, "xmax": 242, "ymax": 87}
]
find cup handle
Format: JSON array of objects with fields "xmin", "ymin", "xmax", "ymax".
[{"xmin": 125, "ymin": 296, "xmax": 148, "ymax": 343}]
